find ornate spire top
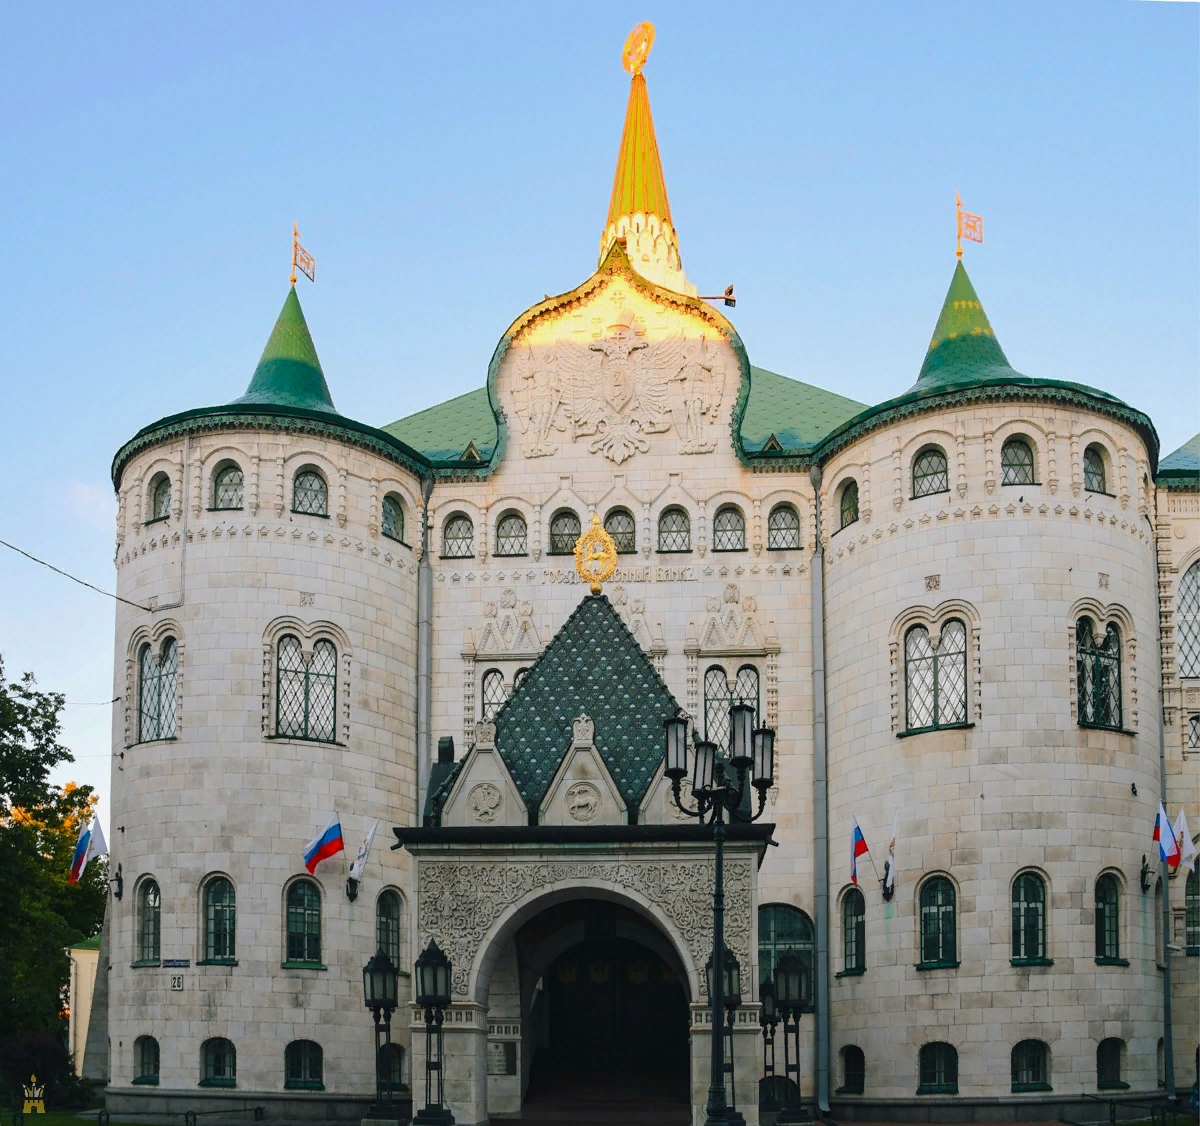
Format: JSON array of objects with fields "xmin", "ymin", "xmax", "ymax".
[
  {"xmin": 574, "ymin": 515, "xmax": 618, "ymax": 595},
  {"xmin": 622, "ymin": 21, "xmax": 654, "ymax": 75}
]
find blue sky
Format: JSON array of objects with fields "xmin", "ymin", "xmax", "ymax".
[{"xmin": 0, "ymin": 2, "xmax": 1196, "ymax": 828}]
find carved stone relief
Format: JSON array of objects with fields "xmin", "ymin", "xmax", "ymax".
[
  {"xmin": 467, "ymin": 783, "xmax": 503, "ymax": 824},
  {"xmin": 564, "ymin": 781, "xmax": 602, "ymax": 822}
]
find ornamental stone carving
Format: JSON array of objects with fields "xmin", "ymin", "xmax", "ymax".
[
  {"xmin": 565, "ymin": 781, "xmax": 601, "ymax": 821},
  {"xmin": 572, "ymin": 714, "xmax": 595, "ymax": 745},
  {"xmin": 467, "ymin": 783, "xmax": 503, "ymax": 824}
]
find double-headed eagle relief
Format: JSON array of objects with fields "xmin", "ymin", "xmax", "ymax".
[{"xmin": 510, "ymin": 310, "xmax": 728, "ymax": 464}]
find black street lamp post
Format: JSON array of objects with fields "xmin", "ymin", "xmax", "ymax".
[
  {"xmin": 362, "ymin": 948, "xmax": 399, "ymax": 1116},
  {"xmin": 412, "ymin": 940, "xmax": 454, "ymax": 1126},
  {"xmin": 759, "ymin": 976, "xmax": 780, "ymax": 1114},
  {"xmin": 707, "ymin": 947, "xmax": 745, "ymax": 1126},
  {"xmin": 663, "ymin": 703, "xmax": 774, "ymax": 1126},
  {"xmin": 774, "ymin": 950, "xmax": 810, "ymax": 1123}
]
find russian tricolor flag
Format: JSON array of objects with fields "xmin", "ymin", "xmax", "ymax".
[
  {"xmin": 303, "ymin": 815, "xmax": 345, "ymax": 874},
  {"xmin": 1153, "ymin": 803, "xmax": 1180, "ymax": 867},
  {"xmin": 68, "ymin": 821, "xmax": 92, "ymax": 886},
  {"xmin": 851, "ymin": 819, "xmax": 870, "ymax": 886}
]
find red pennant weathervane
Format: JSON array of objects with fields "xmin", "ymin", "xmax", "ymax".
[
  {"xmin": 955, "ymin": 192, "xmax": 983, "ymax": 259},
  {"xmin": 290, "ymin": 222, "xmax": 315, "ymax": 284}
]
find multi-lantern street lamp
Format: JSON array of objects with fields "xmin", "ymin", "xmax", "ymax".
[{"xmin": 412, "ymin": 940, "xmax": 454, "ymax": 1126}]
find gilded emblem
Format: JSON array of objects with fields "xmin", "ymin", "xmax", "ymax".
[
  {"xmin": 622, "ymin": 22, "xmax": 655, "ymax": 75},
  {"xmin": 574, "ymin": 515, "xmax": 618, "ymax": 594}
]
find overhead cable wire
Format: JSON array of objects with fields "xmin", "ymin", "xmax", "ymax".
[{"xmin": 0, "ymin": 537, "xmax": 152, "ymax": 611}]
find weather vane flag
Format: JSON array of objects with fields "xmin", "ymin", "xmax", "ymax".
[
  {"xmin": 955, "ymin": 192, "xmax": 983, "ymax": 259},
  {"xmin": 291, "ymin": 222, "xmax": 316, "ymax": 285}
]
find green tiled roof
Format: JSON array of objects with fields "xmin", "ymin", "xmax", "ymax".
[
  {"xmin": 1158, "ymin": 432, "xmax": 1200, "ymax": 488},
  {"xmin": 71, "ymin": 933, "xmax": 102, "ymax": 951},
  {"xmin": 381, "ymin": 387, "xmax": 497, "ymax": 465},
  {"xmin": 739, "ymin": 366, "xmax": 866, "ymax": 455}
]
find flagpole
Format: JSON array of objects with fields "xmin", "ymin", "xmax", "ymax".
[
  {"xmin": 290, "ymin": 222, "xmax": 299, "ymax": 286},
  {"xmin": 955, "ymin": 192, "xmax": 963, "ymax": 260}
]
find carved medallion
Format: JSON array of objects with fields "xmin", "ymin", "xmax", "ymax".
[
  {"xmin": 664, "ymin": 778, "xmax": 694, "ymax": 822},
  {"xmin": 565, "ymin": 781, "xmax": 601, "ymax": 822},
  {"xmin": 467, "ymin": 783, "xmax": 503, "ymax": 824}
]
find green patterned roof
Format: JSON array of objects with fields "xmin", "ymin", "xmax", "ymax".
[
  {"xmin": 1158, "ymin": 432, "xmax": 1200, "ymax": 488},
  {"xmin": 739, "ymin": 366, "xmax": 866, "ymax": 455},
  {"xmin": 381, "ymin": 387, "xmax": 497, "ymax": 465}
]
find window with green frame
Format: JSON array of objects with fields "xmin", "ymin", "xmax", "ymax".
[
  {"xmin": 1001, "ymin": 439, "xmax": 1036, "ymax": 485},
  {"xmin": 1097, "ymin": 1038, "xmax": 1126, "ymax": 1089},
  {"xmin": 1083, "ymin": 445, "xmax": 1107, "ymax": 494},
  {"xmin": 212, "ymin": 464, "xmax": 244, "ymax": 510},
  {"xmin": 1077, "ymin": 618, "xmax": 1121, "ymax": 730},
  {"xmin": 292, "ymin": 470, "xmax": 328, "ymax": 515},
  {"xmin": 377, "ymin": 890, "xmax": 403, "ymax": 965},
  {"xmin": 1011, "ymin": 872, "xmax": 1047, "ymax": 962},
  {"xmin": 917, "ymin": 1042, "xmax": 957, "ymax": 1094},
  {"xmin": 286, "ymin": 880, "xmax": 322, "ymax": 965},
  {"xmin": 284, "ymin": 1040, "xmax": 324, "ymax": 1090},
  {"xmin": 838, "ymin": 1045, "xmax": 865, "ymax": 1094},
  {"xmin": 276, "ymin": 636, "xmax": 337, "ymax": 742},
  {"xmin": 149, "ymin": 475, "xmax": 171, "ymax": 522},
  {"xmin": 842, "ymin": 889, "xmax": 865, "ymax": 973},
  {"xmin": 1011, "ymin": 1040, "xmax": 1050, "ymax": 1092},
  {"xmin": 918, "ymin": 877, "xmax": 956, "ymax": 967},
  {"xmin": 378, "ymin": 1043, "xmax": 406, "ymax": 1091},
  {"xmin": 758, "ymin": 904, "xmax": 814, "ymax": 1009},
  {"xmin": 904, "ymin": 621, "xmax": 967, "ymax": 732},
  {"xmin": 201, "ymin": 1038, "xmax": 236, "ymax": 1087},
  {"xmin": 1177, "ymin": 561, "xmax": 1200, "ymax": 677},
  {"xmin": 604, "ymin": 508, "xmax": 637, "ymax": 554},
  {"xmin": 712, "ymin": 505, "xmax": 746, "ymax": 551},
  {"xmin": 1094, "ymin": 874, "xmax": 1121, "ymax": 962},
  {"xmin": 767, "ymin": 504, "xmax": 801, "ymax": 550},
  {"xmin": 134, "ymin": 1036, "xmax": 159, "ymax": 1085},
  {"xmin": 136, "ymin": 879, "xmax": 161, "ymax": 965},
  {"xmin": 1186, "ymin": 867, "xmax": 1198, "ymax": 954},
  {"xmin": 204, "ymin": 877, "xmax": 236, "ymax": 963},
  {"xmin": 911, "ymin": 447, "xmax": 949, "ymax": 498},
  {"xmin": 839, "ymin": 481, "xmax": 859, "ymax": 530},
  {"xmin": 548, "ymin": 510, "xmax": 581, "ymax": 555}
]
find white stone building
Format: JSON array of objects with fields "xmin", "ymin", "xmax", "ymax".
[{"xmin": 87, "ymin": 34, "xmax": 1199, "ymax": 1126}]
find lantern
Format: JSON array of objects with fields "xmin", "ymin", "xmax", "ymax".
[
  {"xmin": 729, "ymin": 702, "xmax": 754, "ymax": 768},
  {"xmin": 414, "ymin": 940, "xmax": 452, "ymax": 1009},
  {"xmin": 760, "ymin": 975, "xmax": 777, "ymax": 1026},
  {"xmin": 705, "ymin": 946, "xmax": 742, "ymax": 1010},
  {"xmin": 752, "ymin": 726, "xmax": 775, "ymax": 787},
  {"xmin": 663, "ymin": 715, "xmax": 689, "ymax": 781},
  {"xmin": 774, "ymin": 949, "xmax": 805, "ymax": 1014},
  {"xmin": 691, "ymin": 740, "xmax": 716, "ymax": 795},
  {"xmin": 362, "ymin": 947, "xmax": 399, "ymax": 1015}
]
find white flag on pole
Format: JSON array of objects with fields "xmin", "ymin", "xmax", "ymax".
[
  {"xmin": 885, "ymin": 811, "xmax": 898, "ymax": 892},
  {"xmin": 1173, "ymin": 809, "xmax": 1196, "ymax": 874},
  {"xmin": 350, "ymin": 819, "xmax": 379, "ymax": 881},
  {"xmin": 85, "ymin": 817, "xmax": 108, "ymax": 863}
]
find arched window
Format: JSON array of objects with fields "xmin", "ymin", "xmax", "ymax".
[
  {"xmin": 138, "ymin": 637, "xmax": 178, "ymax": 742},
  {"xmin": 657, "ymin": 507, "xmax": 690, "ymax": 552},
  {"xmin": 604, "ymin": 508, "xmax": 637, "ymax": 554},
  {"xmin": 134, "ymin": 1036, "xmax": 159, "ymax": 1085},
  {"xmin": 1186, "ymin": 867, "xmax": 1198, "ymax": 953},
  {"xmin": 1011, "ymin": 872, "xmax": 1046, "ymax": 962},
  {"xmin": 292, "ymin": 469, "xmax": 328, "ymax": 516},
  {"xmin": 1011, "ymin": 1040, "xmax": 1049, "ymax": 1091},
  {"xmin": 481, "ymin": 669, "xmax": 505, "ymax": 720},
  {"xmin": 1001, "ymin": 439, "xmax": 1036, "ymax": 485},
  {"xmin": 136, "ymin": 879, "xmax": 161, "ymax": 965},
  {"xmin": 712, "ymin": 506, "xmax": 746, "ymax": 552},
  {"xmin": 548, "ymin": 510, "xmax": 581, "ymax": 555},
  {"xmin": 1097, "ymin": 1039, "xmax": 1125, "ymax": 1089},
  {"xmin": 767, "ymin": 504, "xmax": 801, "ymax": 550},
  {"xmin": 904, "ymin": 620, "xmax": 967, "ymax": 732},
  {"xmin": 442, "ymin": 513, "xmax": 474, "ymax": 558},
  {"xmin": 758, "ymin": 904, "xmax": 814, "ymax": 1010},
  {"xmin": 150, "ymin": 475, "xmax": 171, "ymax": 522},
  {"xmin": 843, "ymin": 889, "xmax": 866, "ymax": 973},
  {"xmin": 378, "ymin": 1043, "xmax": 405, "ymax": 1092},
  {"xmin": 204, "ymin": 877, "xmax": 236, "ymax": 963},
  {"xmin": 703, "ymin": 665, "xmax": 759, "ymax": 749},
  {"xmin": 377, "ymin": 890, "xmax": 402, "ymax": 965},
  {"xmin": 1177, "ymin": 561, "xmax": 1200, "ymax": 678},
  {"xmin": 381, "ymin": 495, "xmax": 404, "ymax": 542},
  {"xmin": 513, "ymin": 667, "xmax": 530, "ymax": 690},
  {"xmin": 917, "ymin": 1043, "xmax": 957, "ymax": 1095},
  {"xmin": 284, "ymin": 1040, "xmax": 324, "ymax": 1090},
  {"xmin": 1077, "ymin": 618, "xmax": 1121, "ymax": 730},
  {"xmin": 918, "ymin": 877, "xmax": 956, "ymax": 967},
  {"xmin": 839, "ymin": 481, "xmax": 859, "ymax": 530},
  {"xmin": 912, "ymin": 447, "xmax": 949, "ymax": 498},
  {"xmin": 838, "ymin": 1046, "xmax": 865, "ymax": 1095},
  {"xmin": 286, "ymin": 880, "xmax": 321, "ymax": 965},
  {"xmin": 1084, "ymin": 445, "xmax": 1107, "ymax": 494},
  {"xmin": 212, "ymin": 465, "xmax": 244, "ymax": 510},
  {"xmin": 276, "ymin": 636, "xmax": 337, "ymax": 743},
  {"xmin": 494, "ymin": 512, "xmax": 527, "ymax": 556},
  {"xmin": 201, "ymin": 1038, "xmax": 236, "ymax": 1087},
  {"xmin": 1094, "ymin": 874, "xmax": 1120, "ymax": 961}
]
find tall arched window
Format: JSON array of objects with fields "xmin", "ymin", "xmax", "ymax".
[
  {"xmin": 201, "ymin": 1038, "xmax": 236, "ymax": 1087},
  {"xmin": 1094, "ymin": 874, "xmax": 1121, "ymax": 961},
  {"xmin": 442, "ymin": 513, "xmax": 474, "ymax": 557},
  {"xmin": 377, "ymin": 890, "xmax": 403, "ymax": 965},
  {"xmin": 494, "ymin": 512, "xmax": 527, "ymax": 556},
  {"xmin": 839, "ymin": 481, "xmax": 859, "ymax": 530},
  {"xmin": 212, "ymin": 464, "xmax": 244, "ymax": 510},
  {"xmin": 136, "ymin": 878, "xmax": 161, "ymax": 965},
  {"xmin": 904, "ymin": 621, "xmax": 967, "ymax": 732},
  {"xmin": 604, "ymin": 508, "xmax": 637, "ymax": 554},
  {"xmin": 284, "ymin": 1040, "xmax": 324, "ymax": 1090},
  {"xmin": 292, "ymin": 469, "xmax": 328, "ymax": 516},
  {"xmin": 204, "ymin": 877, "xmax": 236, "ymax": 963},
  {"xmin": 378, "ymin": 1043, "xmax": 405, "ymax": 1092},
  {"xmin": 1011, "ymin": 1040, "xmax": 1049, "ymax": 1091},
  {"xmin": 1077, "ymin": 618, "xmax": 1121, "ymax": 730},
  {"xmin": 286, "ymin": 880, "xmax": 321, "ymax": 966},
  {"xmin": 276, "ymin": 636, "xmax": 337, "ymax": 743},
  {"xmin": 657, "ymin": 507, "xmax": 690, "ymax": 552},
  {"xmin": 548, "ymin": 510, "xmax": 581, "ymax": 555},
  {"xmin": 918, "ymin": 877, "xmax": 956, "ymax": 967},
  {"xmin": 1186, "ymin": 867, "xmax": 1198, "ymax": 954},
  {"xmin": 1001, "ymin": 439, "xmax": 1036, "ymax": 485},
  {"xmin": 1097, "ymin": 1039, "xmax": 1125, "ymax": 1089},
  {"xmin": 481, "ymin": 669, "xmax": 505, "ymax": 721},
  {"xmin": 917, "ymin": 1042, "xmax": 957, "ymax": 1095},
  {"xmin": 150, "ymin": 475, "xmax": 171, "ymax": 522},
  {"xmin": 758, "ymin": 904, "xmax": 814, "ymax": 1010},
  {"xmin": 1084, "ymin": 445, "xmax": 1107, "ymax": 494},
  {"xmin": 1177, "ymin": 561, "xmax": 1200, "ymax": 677},
  {"xmin": 1011, "ymin": 872, "xmax": 1046, "ymax": 962},
  {"xmin": 703, "ymin": 665, "xmax": 759, "ymax": 749},
  {"xmin": 381, "ymin": 495, "xmax": 404, "ymax": 542},
  {"xmin": 134, "ymin": 1036, "xmax": 159, "ymax": 1085},
  {"xmin": 838, "ymin": 1046, "xmax": 865, "ymax": 1095},
  {"xmin": 138, "ymin": 637, "xmax": 178, "ymax": 742},
  {"xmin": 912, "ymin": 447, "xmax": 949, "ymax": 498},
  {"xmin": 842, "ymin": 889, "xmax": 866, "ymax": 973},
  {"xmin": 767, "ymin": 504, "xmax": 801, "ymax": 550},
  {"xmin": 712, "ymin": 506, "xmax": 746, "ymax": 551}
]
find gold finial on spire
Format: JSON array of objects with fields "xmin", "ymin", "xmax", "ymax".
[
  {"xmin": 955, "ymin": 192, "xmax": 983, "ymax": 260},
  {"xmin": 574, "ymin": 514, "xmax": 619, "ymax": 595},
  {"xmin": 290, "ymin": 222, "xmax": 316, "ymax": 285},
  {"xmin": 622, "ymin": 22, "xmax": 655, "ymax": 74}
]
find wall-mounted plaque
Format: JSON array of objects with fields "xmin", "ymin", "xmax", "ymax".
[{"xmin": 486, "ymin": 1040, "xmax": 517, "ymax": 1076}]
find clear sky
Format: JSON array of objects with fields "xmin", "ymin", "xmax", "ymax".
[{"xmin": 1, "ymin": 2, "xmax": 1196, "ymax": 832}]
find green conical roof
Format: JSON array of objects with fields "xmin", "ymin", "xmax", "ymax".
[
  {"xmin": 232, "ymin": 287, "xmax": 337, "ymax": 413},
  {"xmin": 905, "ymin": 261, "xmax": 1022, "ymax": 395}
]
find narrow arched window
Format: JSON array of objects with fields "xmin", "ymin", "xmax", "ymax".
[
  {"xmin": 548, "ymin": 510, "xmax": 581, "ymax": 555},
  {"xmin": 658, "ymin": 507, "xmax": 690, "ymax": 552},
  {"xmin": 1011, "ymin": 1040, "xmax": 1049, "ymax": 1091},
  {"xmin": 286, "ymin": 880, "xmax": 321, "ymax": 965},
  {"xmin": 150, "ymin": 475, "xmax": 171, "ymax": 522},
  {"xmin": 604, "ymin": 508, "xmax": 637, "ymax": 554},
  {"xmin": 1077, "ymin": 618, "xmax": 1121, "ymax": 730},
  {"xmin": 1084, "ymin": 445, "xmax": 1107, "ymax": 494},
  {"xmin": 442, "ymin": 513, "xmax": 473, "ymax": 558},
  {"xmin": 1097, "ymin": 1039, "xmax": 1125, "ymax": 1089},
  {"xmin": 494, "ymin": 512, "xmax": 527, "ymax": 556},
  {"xmin": 703, "ymin": 666, "xmax": 730, "ymax": 748},
  {"xmin": 1011, "ymin": 872, "xmax": 1046, "ymax": 962},
  {"xmin": 918, "ymin": 877, "xmax": 956, "ymax": 967},
  {"xmin": 839, "ymin": 481, "xmax": 859, "ymax": 530},
  {"xmin": 212, "ymin": 465, "xmax": 244, "ymax": 510},
  {"xmin": 276, "ymin": 636, "xmax": 337, "ymax": 743},
  {"xmin": 377, "ymin": 890, "xmax": 402, "ymax": 965},
  {"xmin": 1094, "ymin": 874, "xmax": 1120, "ymax": 961},
  {"xmin": 918, "ymin": 1043, "xmax": 957, "ymax": 1094},
  {"xmin": 1177, "ymin": 561, "xmax": 1200, "ymax": 677},
  {"xmin": 292, "ymin": 470, "xmax": 328, "ymax": 516},
  {"xmin": 712, "ymin": 505, "xmax": 746, "ymax": 551},
  {"xmin": 1001, "ymin": 439, "xmax": 1036, "ymax": 485},
  {"xmin": 758, "ymin": 904, "xmax": 815, "ymax": 1010},
  {"xmin": 381, "ymin": 495, "xmax": 404, "ymax": 542},
  {"xmin": 513, "ymin": 667, "xmax": 529, "ymax": 690},
  {"xmin": 138, "ymin": 637, "xmax": 178, "ymax": 742},
  {"xmin": 285, "ymin": 1040, "xmax": 324, "ymax": 1089},
  {"xmin": 1186, "ymin": 867, "xmax": 1198, "ymax": 953},
  {"xmin": 904, "ymin": 620, "xmax": 967, "ymax": 732},
  {"xmin": 204, "ymin": 877, "xmax": 236, "ymax": 962},
  {"xmin": 912, "ymin": 447, "xmax": 949, "ymax": 498},
  {"xmin": 136, "ymin": 879, "xmax": 161, "ymax": 965},
  {"xmin": 1190, "ymin": 715, "xmax": 1200, "ymax": 751},
  {"xmin": 134, "ymin": 1036, "xmax": 159, "ymax": 1085},
  {"xmin": 378, "ymin": 1043, "xmax": 404, "ymax": 1092},
  {"xmin": 839, "ymin": 1046, "xmax": 865, "ymax": 1095},
  {"xmin": 767, "ymin": 504, "xmax": 801, "ymax": 550},
  {"xmin": 843, "ymin": 889, "xmax": 866, "ymax": 972},
  {"xmin": 201, "ymin": 1038, "xmax": 236, "ymax": 1086},
  {"xmin": 481, "ymin": 669, "xmax": 505, "ymax": 721}
]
